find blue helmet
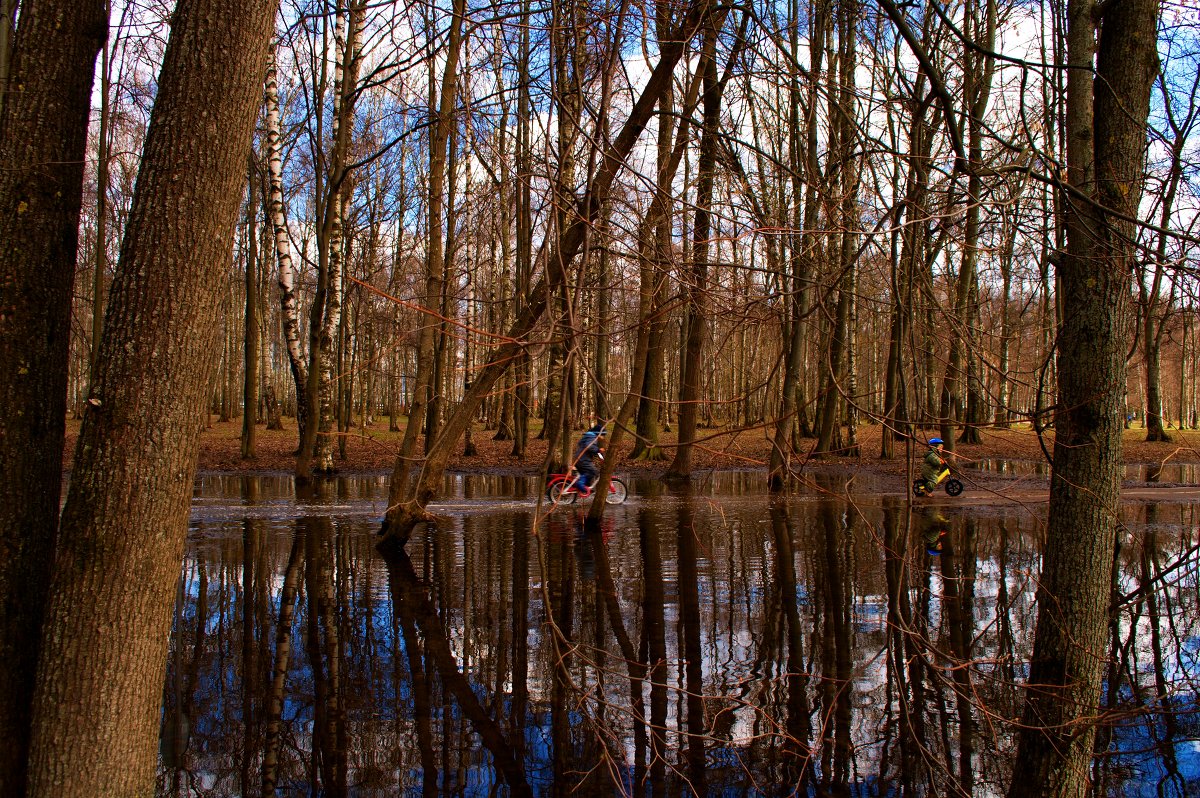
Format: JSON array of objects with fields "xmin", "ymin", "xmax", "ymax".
[{"xmin": 928, "ymin": 438, "xmax": 943, "ymax": 446}]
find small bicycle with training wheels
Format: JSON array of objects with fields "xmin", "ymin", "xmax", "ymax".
[{"xmin": 545, "ymin": 454, "xmax": 628, "ymax": 506}]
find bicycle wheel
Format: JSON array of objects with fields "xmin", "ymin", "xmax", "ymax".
[
  {"xmin": 945, "ymin": 478, "xmax": 964, "ymax": 497},
  {"xmin": 548, "ymin": 480, "xmax": 577, "ymax": 505},
  {"xmin": 605, "ymin": 478, "xmax": 628, "ymax": 504}
]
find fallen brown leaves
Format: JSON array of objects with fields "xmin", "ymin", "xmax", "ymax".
[{"xmin": 62, "ymin": 417, "xmax": 1200, "ymax": 478}]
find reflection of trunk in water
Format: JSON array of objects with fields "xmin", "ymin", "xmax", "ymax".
[
  {"xmin": 882, "ymin": 501, "xmax": 929, "ymax": 793},
  {"xmin": 941, "ymin": 516, "xmax": 977, "ymax": 794},
  {"xmin": 815, "ymin": 497, "xmax": 853, "ymax": 796},
  {"xmin": 913, "ymin": 514, "xmax": 936, "ymax": 785},
  {"xmin": 509, "ymin": 514, "xmax": 530, "ymax": 757},
  {"xmin": 1141, "ymin": 521, "xmax": 1188, "ymax": 795},
  {"xmin": 995, "ymin": 522, "xmax": 1017, "ymax": 689},
  {"xmin": 381, "ymin": 545, "xmax": 532, "ymax": 796},
  {"xmin": 768, "ymin": 502, "xmax": 815, "ymax": 794},
  {"xmin": 1096, "ymin": 507, "xmax": 1136, "ymax": 770},
  {"xmin": 676, "ymin": 494, "xmax": 709, "ymax": 790},
  {"xmin": 545, "ymin": 523, "xmax": 576, "ymax": 796},
  {"xmin": 261, "ymin": 527, "xmax": 304, "ymax": 796},
  {"xmin": 389, "ymin": 531, "xmax": 438, "ymax": 795},
  {"xmin": 162, "ymin": 551, "xmax": 207, "ymax": 788},
  {"xmin": 639, "ymin": 506, "xmax": 669, "ymax": 794},
  {"xmin": 582, "ymin": 516, "xmax": 649, "ymax": 787},
  {"xmin": 304, "ymin": 517, "xmax": 347, "ymax": 794},
  {"xmin": 1095, "ymin": 506, "xmax": 1188, "ymax": 794},
  {"xmin": 239, "ymin": 520, "xmax": 261, "ymax": 793},
  {"xmin": 575, "ymin": 523, "xmax": 614, "ymax": 787}
]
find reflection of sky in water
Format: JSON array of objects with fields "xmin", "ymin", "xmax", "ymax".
[
  {"xmin": 168, "ymin": 473, "xmax": 1200, "ymax": 796},
  {"xmin": 1109, "ymin": 696, "xmax": 1200, "ymax": 797}
]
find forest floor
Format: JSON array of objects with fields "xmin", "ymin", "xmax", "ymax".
[
  {"xmin": 61, "ymin": 418, "xmax": 1200, "ymax": 507},
  {"xmin": 62, "ymin": 416, "xmax": 1200, "ymax": 481}
]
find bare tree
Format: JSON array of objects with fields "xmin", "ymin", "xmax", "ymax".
[
  {"xmin": 24, "ymin": 0, "xmax": 277, "ymax": 792},
  {"xmin": 665, "ymin": 3, "xmax": 737, "ymax": 478},
  {"xmin": 381, "ymin": 0, "xmax": 718, "ymax": 542},
  {"xmin": 0, "ymin": 2, "xmax": 105, "ymax": 792},
  {"xmin": 1008, "ymin": 0, "xmax": 1160, "ymax": 793}
]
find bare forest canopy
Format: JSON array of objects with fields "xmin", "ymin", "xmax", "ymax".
[{"xmin": 66, "ymin": 0, "xmax": 1200, "ymax": 469}]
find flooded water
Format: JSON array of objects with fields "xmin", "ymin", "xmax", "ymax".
[
  {"xmin": 160, "ymin": 472, "xmax": 1200, "ymax": 796},
  {"xmin": 963, "ymin": 458, "xmax": 1200, "ymax": 485}
]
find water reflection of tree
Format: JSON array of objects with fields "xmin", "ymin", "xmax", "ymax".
[
  {"xmin": 940, "ymin": 515, "xmax": 977, "ymax": 794},
  {"xmin": 1094, "ymin": 502, "xmax": 1198, "ymax": 796},
  {"xmin": 160, "ymin": 484, "xmax": 1200, "ymax": 795},
  {"xmin": 639, "ymin": 505, "xmax": 669, "ymax": 793},
  {"xmin": 261, "ymin": 523, "xmax": 304, "ymax": 795},
  {"xmin": 382, "ymin": 543, "xmax": 532, "ymax": 796},
  {"xmin": 677, "ymin": 494, "xmax": 709, "ymax": 792},
  {"xmin": 768, "ymin": 501, "xmax": 815, "ymax": 794},
  {"xmin": 879, "ymin": 502, "xmax": 1014, "ymax": 796},
  {"xmin": 304, "ymin": 516, "xmax": 347, "ymax": 794},
  {"xmin": 814, "ymin": 495, "xmax": 854, "ymax": 796}
]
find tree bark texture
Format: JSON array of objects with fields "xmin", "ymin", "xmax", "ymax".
[
  {"xmin": 242, "ymin": 158, "xmax": 260, "ymax": 459},
  {"xmin": 1009, "ymin": 0, "xmax": 1159, "ymax": 794},
  {"xmin": 25, "ymin": 0, "xmax": 278, "ymax": 794},
  {"xmin": 0, "ymin": 2, "xmax": 105, "ymax": 794}
]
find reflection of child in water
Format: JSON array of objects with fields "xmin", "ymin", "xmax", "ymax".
[{"xmin": 921, "ymin": 510, "xmax": 949, "ymax": 555}]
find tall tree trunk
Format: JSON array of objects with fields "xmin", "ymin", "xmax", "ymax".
[
  {"xmin": 1008, "ymin": 0, "xmax": 1158, "ymax": 794},
  {"xmin": 882, "ymin": 59, "xmax": 937, "ymax": 456},
  {"xmin": 510, "ymin": 0, "xmax": 533, "ymax": 459},
  {"xmin": 392, "ymin": 0, "xmax": 465, "ymax": 488},
  {"xmin": 298, "ymin": 2, "xmax": 364, "ymax": 479},
  {"xmin": 1140, "ymin": 89, "xmax": 1192, "ymax": 441},
  {"xmin": 25, "ymin": 1, "xmax": 277, "ymax": 794},
  {"xmin": 242, "ymin": 158, "xmax": 260, "ymax": 459},
  {"xmin": 265, "ymin": 44, "xmax": 309, "ymax": 439},
  {"xmin": 540, "ymin": 0, "xmax": 587, "ymax": 470},
  {"xmin": 837, "ymin": 0, "xmax": 861, "ymax": 458},
  {"xmin": 91, "ymin": 22, "xmax": 114, "ymax": 387},
  {"xmin": 0, "ymin": 2, "xmax": 105, "ymax": 793},
  {"xmin": 955, "ymin": 0, "xmax": 996, "ymax": 446},
  {"xmin": 994, "ymin": 173, "xmax": 1028, "ymax": 429},
  {"xmin": 632, "ymin": 14, "xmax": 703, "ymax": 461},
  {"xmin": 666, "ymin": 7, "xmax": 731, "ymax": 479},
  {"xmin": 769, "ymin": 0, "xmax": 825, "ymax": 485},
  {"xmin": 814, "ymin": 7, "xmax": 860, "ymax": 457}
]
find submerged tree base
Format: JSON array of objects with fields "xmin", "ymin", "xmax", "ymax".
[{"xmin": 378, "ymin": 500, "xmax": 442, "ymax": 547}]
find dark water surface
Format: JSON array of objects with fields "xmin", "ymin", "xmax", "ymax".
[{"xmin": 160, "ymin": 472, "xmax": 1200, "ymax": 796}]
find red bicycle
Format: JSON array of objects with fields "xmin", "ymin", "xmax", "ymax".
[{"xmin": 545, "ymin": 455, "xmax": 628, "ymax": 506}]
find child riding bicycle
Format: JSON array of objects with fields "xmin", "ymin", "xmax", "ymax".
[
  {"xmin": 916, "ymin": 437, "xmax": 950, "ymax": 496},
  {"xmin": 571, "ymin": 422, "xmax": 607, "ymax": 498}
]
